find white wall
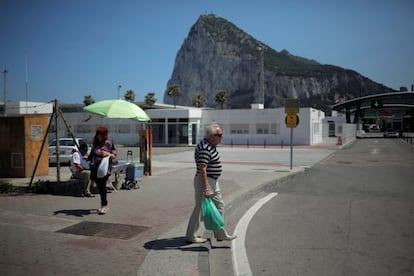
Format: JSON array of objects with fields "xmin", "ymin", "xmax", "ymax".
[
  {"xmin": 47, "ymin": 112, "xmax": 146, "ymax": 146},
  {"xmin": 44, "ymin": 105, "xmax": 328, "ymax": 146},
  {"xmin": 342, "ymin": 124, "xmax": 357, "ymax": 147},
  {"xmin": 6, "ymin": 101, "xmax": 53, "ymax": 115},
  {"xmin": 309, "ymin": 108, "xmax": 326, "ymax": 144},
  {"xmin": 201, "ymin": 107, "xmax": 325, "ymax": 145},
  {"xmin": 146, "ymin": 107, "xmax": 202, "ymax": 119}
]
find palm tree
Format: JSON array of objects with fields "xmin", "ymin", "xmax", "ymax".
[
  {"xmin": 193, "ymin": 94, "xmax": 204, "ymax": 107},
  {"xmin": 83, "ymin": 95, "xmax": 95, "ymax": 106},
  {"xmin": 145, "ymin": 92, "xmax": 157, "ymax": 107},
  {"xmin": 166, "ymin": 84, "xmax": 181, "ymax": 108},
  {"xmin": 124, "ymin": 89, "xmax": 135, "ymax": 102},
  {"xmin": 215, "ymin": 90, "xmax": 227, "ymax": 109}
]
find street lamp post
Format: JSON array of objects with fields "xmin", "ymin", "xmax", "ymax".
[
  {"xmin": 257, "ymin": 45, "xmax": 265, "ymax": 106},
  {"xmin": 2, "ymin": 69, "xmax": 7, "ymax": 115},
  {"xmin": 117, "ymin": 84, "xmax": 122, "ymax": 99}
]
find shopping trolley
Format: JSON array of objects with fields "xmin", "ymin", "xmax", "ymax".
[{"xmin": 122, "ymin": 150, "xmax": 144, "ymax": 190}]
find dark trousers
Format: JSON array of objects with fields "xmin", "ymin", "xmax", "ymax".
[{"xmin": 95, "ymin": 175, "xmax": 109, "ymax": 207}]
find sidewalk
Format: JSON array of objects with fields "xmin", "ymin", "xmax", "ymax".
[{"xmin": 0, "ymin": 139, "xmax": 339, "ymax": 275}]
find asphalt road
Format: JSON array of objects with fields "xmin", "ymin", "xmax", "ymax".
[{"xmin": 236, "ymin": 138, "xmax": 414, "ymax": 276}]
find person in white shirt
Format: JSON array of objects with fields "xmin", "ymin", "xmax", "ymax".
[{"xmin": 70, "ymin": 142, "xmax": 94, "ymax": 197}]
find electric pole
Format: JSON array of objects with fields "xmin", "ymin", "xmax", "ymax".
[
  {"xmin": 2, "ymin": 69, "xmax": 7, "ymax": 115},
  {"xmin": 257, "ymin": 45, "xmax": 265, "ymax": 107}
]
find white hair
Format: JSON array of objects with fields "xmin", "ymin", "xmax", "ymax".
[{"xmin": 204, "ymin": 123, "xmax": 221, "ymax": 137}]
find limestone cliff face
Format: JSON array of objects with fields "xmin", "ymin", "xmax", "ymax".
[{"xmin": 164, "ymin": 14, "xmax": 393, "ymax": 112}]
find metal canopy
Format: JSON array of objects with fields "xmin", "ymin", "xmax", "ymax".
[
  {"xmin": 332, "ymin": 92, "xmax": 414, "ymax": 111},
  {"xmin": 332, "ymin": 92, "xmax": 414, "ymax": 123}
]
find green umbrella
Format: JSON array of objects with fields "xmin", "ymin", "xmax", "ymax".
[{"xmin": 83, "ymin": 99, "xmax": 150, "ymax": 122}]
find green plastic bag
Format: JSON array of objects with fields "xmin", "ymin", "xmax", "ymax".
[{"xmin": 202, "ymin": 197, "xmax": 224, "ymax": 230}]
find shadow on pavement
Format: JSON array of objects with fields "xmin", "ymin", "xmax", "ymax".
[
  {"xmin": 53, "ymin": 209, "xmax": 97, "ymax": 217},
  {"xmin": 144, "ymin": 237, "xmax": 208, "ymax": 252}
]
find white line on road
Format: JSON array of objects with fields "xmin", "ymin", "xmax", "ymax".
[
  {"xmin": 232, "ymin": 192, "xmax": 278, "ymax": 276},
  {"xmin": 370, "ymin": 148, "xmax": 380, "ymax": 154}
]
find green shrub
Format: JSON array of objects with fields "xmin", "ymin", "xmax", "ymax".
[
  {"xmin": 32, "ymin": 180, "xmax": 50, "ymax": 194},
  {"xmin": 0, "ymin": 180, "xmax": 13, "ymax": 193}
]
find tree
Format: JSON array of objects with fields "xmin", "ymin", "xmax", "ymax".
[
  {"xmin": 215, "ymin": 90, "xmax": 227, "ymax": 109},
  {"xmin": 193, "ymin": 94, "xmax": 204, "ymax": 108},
  {"xmin": 124, "ymin": 89, "xmax": 135, "ymax": 102},
  {"xmin": 145, "ymin": 92, "xmax": 157, "ymax": 107},
  {"xmin": 83, "ymin": 95, "xmax": 95, "ymax": 106},
  {"xmin": 166, "ymin": 84, "xmax": 181, "ymax": 108}
]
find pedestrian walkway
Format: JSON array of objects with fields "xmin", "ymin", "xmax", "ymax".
[{"xmin": 0, "ymin": 139, "xmax": 340, "ymax": 275}]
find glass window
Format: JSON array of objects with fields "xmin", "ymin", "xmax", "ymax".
[
  {"xmin": 150, "ymin": 123, "xmax": 165, "ymax": 144},
  {"xmin": 256, "ymin": 124, "xmax": 269, "ymax": 134},
  {"xmin": 230, "ymin": 124, "xmax": 249, "ymax": 134}
]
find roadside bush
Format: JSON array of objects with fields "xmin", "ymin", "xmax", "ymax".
[
  {"xmin": 32, "ymin": 180, "xmax": 50, "ymax": 194},
  {"xmin": 0, "ymin": 180, "xmax": 14, "ymax": 193}
]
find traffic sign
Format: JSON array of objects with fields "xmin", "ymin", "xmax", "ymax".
[
  {"xmin": 285, "ymin": 98, "xmax": 300, "ymax": 114},
  {"xmin": 371, "ymin": 100, "xmax": 383, "ymax": 108},
  {"xmin": 285, "ymin": 113, "xmax": 299, "ymax": 128}
]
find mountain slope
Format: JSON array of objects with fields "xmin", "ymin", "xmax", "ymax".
[{"xmin": 164, "ymin": 14, "xmax": 394, "ymax": 112}]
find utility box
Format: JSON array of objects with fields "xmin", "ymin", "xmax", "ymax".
[{"xmin": 0, "ymin": 114, "xmax": 49, "ymax": 177}]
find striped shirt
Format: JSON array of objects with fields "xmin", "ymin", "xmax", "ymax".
[{"xmin": 195, "ymin": 138, "xmax": 222, "ymax": 179}]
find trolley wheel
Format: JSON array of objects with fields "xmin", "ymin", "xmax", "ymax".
[
  {"xmin": 128, "ymin": 182, "xmax": 135, "ymax": 190},
  {"xmin": 133, "ymin": 180, "xmax": 140, "ymax": 189}
]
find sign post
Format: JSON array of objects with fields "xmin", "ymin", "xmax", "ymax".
[{"xmin": 284, "ymin": 99, "xmax": 300, "ymax": 170}]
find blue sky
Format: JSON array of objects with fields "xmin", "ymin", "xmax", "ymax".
[{"xmin": 1, "ymin": 0, "xmax": 413, "ymax": 105}]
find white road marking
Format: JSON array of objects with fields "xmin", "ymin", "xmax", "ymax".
[
  {"xmin": 232, "ymin": 192, "xmax": 278, "ymax": 276},
  {"xmin": 371, "ymin": 148, "xmax": 380, "ymax": 154}
]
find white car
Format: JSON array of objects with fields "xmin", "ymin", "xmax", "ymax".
[
  {"xmin": 383, "ymin": 129, "xmax": 399, "ymax": 138},
  {"xmin": 49, "ymin": 138, "xmax": 88, "ymax": 164}
]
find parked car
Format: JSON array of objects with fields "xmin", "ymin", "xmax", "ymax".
[
  {"xmin": 49, "ymin": 138, "xmax": 88, "ymax": 164},
  {"xmin": 383, "ymin": 129, "xmax": 399, "ymax": 138}
]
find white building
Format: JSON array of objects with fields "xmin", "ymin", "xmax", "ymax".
[
  {"xmin": 5, "ymin": 101, "xmax": 53, "ymax": 115},
  {"xmin": 55, "ymin": 106, "xmax": 327, "ymax": 146},
  {"xmin": 6, "ymin": 101, "xmax": 333, "ymax": 146},
  {"xmin": 200, "ymin": 108, "xmax": 325, "ymax": 145},
  {"xmin": 146, "ymin": 106, "xmax": 203, "ymax": 145}
]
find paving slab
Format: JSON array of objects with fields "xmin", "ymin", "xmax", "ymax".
[{"xmin": 0, "ymin": 139, "xmax": 339, "ymax": 275}]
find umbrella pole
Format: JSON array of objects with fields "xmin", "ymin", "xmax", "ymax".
[{"xmin": 115, "ymin": 118, "xmax": 120, "ymax": 147}]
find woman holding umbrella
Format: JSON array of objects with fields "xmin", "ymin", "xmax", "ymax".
[{"xmin": 89, "ymin": 126, "xmax": 117, "ymax": 214}]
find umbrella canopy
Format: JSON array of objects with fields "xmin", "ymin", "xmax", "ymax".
[{"xmin": 83, "ymin": 99, "xmax": 150, "ymax": 122}]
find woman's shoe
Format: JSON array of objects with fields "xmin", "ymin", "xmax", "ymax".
[{"xmin": 84, "ymin": 192, "xmax": 95, "ymax": 197}]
